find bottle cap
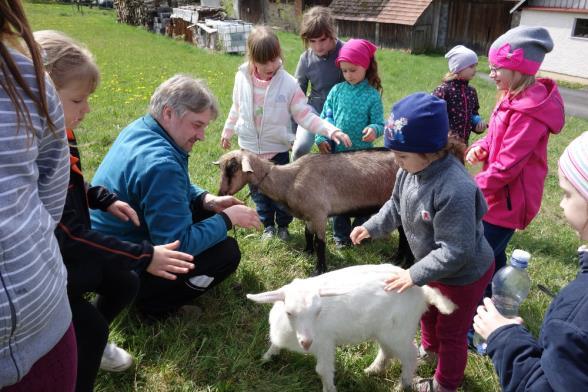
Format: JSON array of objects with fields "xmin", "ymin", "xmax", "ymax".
[{"xmin": 510, "ymin": 249, "xmax": 531, "ymax": 269}]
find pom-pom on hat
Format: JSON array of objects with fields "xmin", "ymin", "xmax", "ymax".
[
  {"xmin": 384, "ymin": 93, "xmax": 449, "ymax": 153},
  {"xmin": 445, "ymin": 45, "xmax": 478, "ymax": 73},
  {"xmin": 335, "ymin": 39, "xmax": 377, "ymax": 70},
  {"xmin": 559, "ymin": 131, "xmax": 588, "ymax": 201},
  {"xmin": 489, "ymin": 25, "xmax": 553, "ymax": 75}
]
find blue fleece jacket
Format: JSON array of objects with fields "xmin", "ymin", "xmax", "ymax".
[
  {"xmin": 487, "ymin": 246, "xmax": 588, "ymax": 391},
  {"xmin": 90, "ymin": 114, "xmax": 228, "ymax": 256}
]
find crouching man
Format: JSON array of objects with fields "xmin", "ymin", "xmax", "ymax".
[{"xmin": 91, "ymin": 74, "xmax": 261, "ymax": 320}]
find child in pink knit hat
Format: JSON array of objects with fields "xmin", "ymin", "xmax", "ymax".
[
  {"xmin": 466, "ymin": 26, "xmax": 565, "ymax": 290},
  {"xmin": 315, "ymin": 38, "xmax": 385, "ymax": 248}
]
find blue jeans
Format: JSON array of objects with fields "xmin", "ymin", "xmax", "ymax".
[
  {"xmin": 482, "ymin": 220, "xmax": 515, "ymax": 296},
  {"xmin": 333, "ymin": 214, "xmax": 370, "ymax": 244},
  {"xmin": 291, "ymin": 125, "xmax": 315, "ymax": 161},
  {"xmin": 249, "ymin": 151, "xmax": 293, "ymax": 228}
]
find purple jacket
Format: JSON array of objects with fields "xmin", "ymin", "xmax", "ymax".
[
  {"xmin": 432, "ymin": 79, "xmax": 480, "ymax": 144},
  {"xmin": 470, "ymin": 78, "xmax": 564, "ymax": 230}
]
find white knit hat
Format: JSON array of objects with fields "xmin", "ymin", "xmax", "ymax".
[
  {"xmin": 445, "ymin": 45, "xmax": 478, "ymax": 73},
  {"xmin": 559, "ymin": 132, "xmax": 588, "ymax": 200}
]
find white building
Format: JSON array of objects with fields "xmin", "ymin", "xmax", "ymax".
[{"xmin": 512, "ymin": 0, "xmax": 588, "ymax": 82}]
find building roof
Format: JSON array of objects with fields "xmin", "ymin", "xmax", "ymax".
[{"xmin": 330, "ymin": 0, "xmax": 433, "ymax": 26}]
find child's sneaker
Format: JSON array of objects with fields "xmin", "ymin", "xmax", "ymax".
[
  {"xmin": 100, "ymin": 342, "xmax": 133, "ymax": 372},
  {"xmin": 334, "ymin": 239, "xmax": 352, "ymax": 249},
  {"xmin": 277, "ymin": 226, "xmax": 290, "ymax": 241},
  {"xmin": 261, "ymin": 226, "xmax": 276, "ymax": 241}
]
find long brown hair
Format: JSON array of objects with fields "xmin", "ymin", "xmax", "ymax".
[
  {"xmin": 0, "ymin": 0, "xmax": 56, "ymax": 138},
  {"xmin": 366, "ymin": 57, "xmax": 383, "ymax": 94},
  {"xmin": 419, "ymin": 134, "xmax": 468, "ymax": 164},
  {"xmin": 299, "ymin": 6, "xmax": 336, "ymax": 47}
]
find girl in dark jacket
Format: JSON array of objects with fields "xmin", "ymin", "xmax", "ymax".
[{"xmin": 432, "ymin": 45, "xmax": 486, "ymax": 145}]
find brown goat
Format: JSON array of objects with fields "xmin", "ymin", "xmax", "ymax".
[{"xmin": 216, "ymin": 148, "xmax": 414, "ymax": 275}]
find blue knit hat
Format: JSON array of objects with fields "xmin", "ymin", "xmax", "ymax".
[{"xmin": 384, "ymin": 93, "xmax": 449, "ymax": 153}]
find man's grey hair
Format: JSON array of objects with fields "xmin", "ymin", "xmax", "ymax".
[{"xmin": 149, "ymin": 74, "xmax": 219, "ymax": 120}]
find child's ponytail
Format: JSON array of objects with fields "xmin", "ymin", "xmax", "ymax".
[{"xmin": 366, "ymin": 58, "xmax": 383, "ymax": 94}]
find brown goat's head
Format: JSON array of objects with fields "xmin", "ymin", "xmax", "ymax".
[{"xmin": 216, "ymin": 150, "xmax": 253, "ymax": 196}]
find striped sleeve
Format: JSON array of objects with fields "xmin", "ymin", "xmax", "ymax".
[
  {"xmin": 290, "ymin": 88, "xmax": 337, "ymax": 138},
  {"xmin": 37, "ymin": 76, "xmax": 69, "ymax": 222}
]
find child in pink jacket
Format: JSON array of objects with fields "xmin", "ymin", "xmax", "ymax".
[{"xmin": 466, "ymin": 26, "xmax": 565, "ymax": 281}]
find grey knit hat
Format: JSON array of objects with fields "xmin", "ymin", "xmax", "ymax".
[
  {"xmin": 445, "ymin": 45, "xmax": 478, "ymax": 73},
  {"xmin": 489, "ymin": 25, "xmax": 553, "ymax": 75}
]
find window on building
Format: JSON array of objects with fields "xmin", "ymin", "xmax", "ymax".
[{"xmin": 573, "ymin": 18, "xmax": 588, "ymax": 39}]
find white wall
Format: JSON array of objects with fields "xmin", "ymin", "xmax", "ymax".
[{"xmin": 520, "ymin": 9, "xmax": 588, "ymax": 78}]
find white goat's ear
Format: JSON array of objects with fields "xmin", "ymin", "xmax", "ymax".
[
  {"xmin": 212, "ymin": 160, "xmax": 220, "ymax": 165},
  {"xmin": 241, "ymin": 155, "xmax": 253, "ymax": 173},
  {"xmin": 247, "ymin": 290, "xmax": 285, "ymax": 303},
  {"xmin": 318, "ymin": 286, "xmax": 354, "ymax": 297}
]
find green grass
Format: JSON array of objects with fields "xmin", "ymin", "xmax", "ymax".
[{"xmin": 25, "ymin": 3, "xmax": 588, "ymax": 391}]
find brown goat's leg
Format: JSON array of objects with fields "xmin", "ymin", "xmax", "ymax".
[
  {"xmin": 308, "ymin": 219, "xmax": 328, "ymax": 275},
  {"xmin": 312, "ymin": 236, "xmax": 327, "ymax": 276},
  {"xmin": 394, "ymin": 226, "xmax": 415, "ymax": 268},
  {"xmin": 303, "ymin": 225, "xmax": 314, "ymax": 254}
]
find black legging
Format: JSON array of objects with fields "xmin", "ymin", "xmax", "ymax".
[
  {"xmin": 67, "ymin": 261, "xmax": 139, "ymax": 392},
  {"xmin": 136, "ymin": 206, "xmax": 241, "ymax": 319},
  {"xmin": 136, "ymin": 236, "xmax": 240, "ymax": 318}
]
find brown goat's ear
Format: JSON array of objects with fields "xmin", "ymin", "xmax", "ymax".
[{"xmin": 241, "ymin": 155, "xmax": 254, "ymax": 173}]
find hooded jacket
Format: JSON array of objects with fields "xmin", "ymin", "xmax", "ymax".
[
  {"xmin": 487, "ymin": 246, "xmax": 588, "ymax": 391},
  {"xmin": 1, "ymin": 49, "xmax": 70, "ymax": 387},
  {"xmin": 470, "ymin": 78, "xmax": 564, "ymax": 230},
  {"xmin": 54, "ymin": 129, "xmax": 154, "ymax": 273}
]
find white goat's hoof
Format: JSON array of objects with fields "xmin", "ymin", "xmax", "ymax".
[
  {"xmin": 364, "ymin": 364, "xmax": 385, "ymax": 376},
  {"xmin": 392, "ymin": 383, "xmax": 412, "ymax": 392}
]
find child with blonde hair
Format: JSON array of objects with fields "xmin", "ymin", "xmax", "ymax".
[
  {"xmin": 474, "ymin": 132, "xmax": 588, "ymax": 391},
  {"xmin": 291, "ymin": 6, "xmax": 344, "ymax": 160},
  {"xmin": 351, "ymin": 93, "xmax": 494, "ymax": 392},
  {"xmin": 35, "ymin": 30, "xmax": 194, "ymax": 392},
  {"xmin": 221, "ymin": 25, "xmax": 351, "ymax": 241},
  {"xmin": 432, "ymin": 45, "xmax": 485, "ymax": 145},
  {"xmin": 314, "ymin": 38, "xmax": 385, "ymax": 247},
  {"xmin": 466, "ymin": 26, "xmax": 564, "ymax": 294}
]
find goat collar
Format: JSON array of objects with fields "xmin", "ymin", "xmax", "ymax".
[{"xmin": 255, "ymin": 165, "xmax": 273, "ymax": 188}]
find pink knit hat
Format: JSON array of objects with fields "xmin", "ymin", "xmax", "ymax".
[
  {"xmin": 336, "ymin": 39, "xmax": 377, "ymax": 70},
  {"xmin": 488, "ymin": 26, "xmax": 553, "ymax": 75}
]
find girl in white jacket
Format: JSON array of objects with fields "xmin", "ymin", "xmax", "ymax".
[{"xmin": 221, "ymin": 25, "xmax": 350, "ymax": 241}]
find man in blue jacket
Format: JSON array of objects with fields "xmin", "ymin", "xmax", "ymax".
[{"xmin": 91, "ymin": 74, "xmax": 261, "ymax": 320}]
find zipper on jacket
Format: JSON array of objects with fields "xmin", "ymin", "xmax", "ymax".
[
  {"xmin": 505, "ymin": 184, "xmax": 512, "ymax": 211},
  {"xmin": 0, "ymin": 271, "xmax": 21, "ymax": 380},
  {"xmin": 461, "ymin": 84, "xmax": 468, "ymax": 136}
]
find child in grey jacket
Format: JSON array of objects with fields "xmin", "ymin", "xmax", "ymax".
[{"xmin": 350, "ymin": 93, "xmax": 494, "ymax": 392}]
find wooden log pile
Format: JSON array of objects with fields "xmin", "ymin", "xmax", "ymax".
[{"xmin": 114, "ymin": 0, "xmax": 196, "ymax": 28}]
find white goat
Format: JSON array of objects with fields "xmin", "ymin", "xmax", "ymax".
[{"xmin": 247, "ymin": 264, "xmax": 456, "ymax": 392}]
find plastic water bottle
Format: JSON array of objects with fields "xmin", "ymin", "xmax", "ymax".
[
  {"xmin": 471, "ymin": 114, "xmax": 482, "ymax": 127},
  {"xmin": 473, "ymin": 249, "xmax": 531, "ymax": 354}
]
